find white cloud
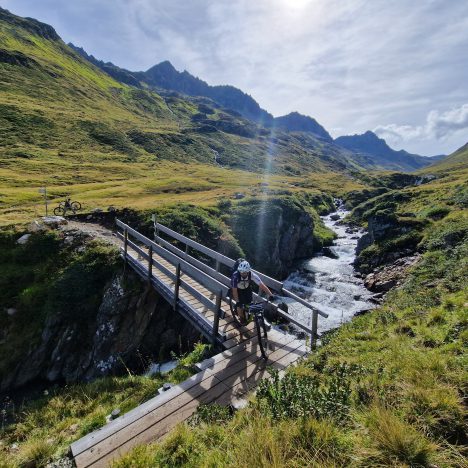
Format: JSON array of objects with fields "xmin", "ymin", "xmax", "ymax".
[{"xmin": 374, "ymin": 103, "xmax": 468, "ymax": 149}]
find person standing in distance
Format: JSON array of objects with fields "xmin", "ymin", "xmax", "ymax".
[{"xmin": 231, "ymin": 260, "xmax": 274, "ymax": 323}]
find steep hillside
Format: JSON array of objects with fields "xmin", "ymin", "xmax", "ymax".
[
  {"xmin": 0, "ymin": 7, "xmax": 371, "ymax": 225},
  {"xmin": 422, "ymin": 142, "xmax": 468, "ymax": 173},
  {"xmin": 335, "ymin": 131, "xmax": 444, "ymax": 171},
  {"xmin": 69, "ymin": 45, "xmax": 333, "ymax": 142}
]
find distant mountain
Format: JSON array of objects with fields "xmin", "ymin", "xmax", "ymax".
[
  {"xmin": 335, "ymin": 131, "xmax": 445, "ymax": 171},
  {"xmin": 71, "ymin": 42, "xmax": 441, "ymax": 171},
  {"xmin": 273, "ymin": 112, "xmax": 332, "ymax": 142}
]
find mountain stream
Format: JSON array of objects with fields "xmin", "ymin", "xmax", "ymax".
[{"xmin": 282, "ymin": 205, "xmax": 375, "ymax": 336}]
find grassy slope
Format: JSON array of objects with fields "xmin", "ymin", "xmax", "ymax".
[{"xmin": 0, "ymin": 9, "xmax": 366, "ymax": 226}]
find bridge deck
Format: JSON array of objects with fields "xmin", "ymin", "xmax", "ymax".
[{"xmin": 70, "ymin": 331, "xmax": 307, "ymax": 467}]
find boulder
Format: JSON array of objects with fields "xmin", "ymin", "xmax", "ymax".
[
  {"xmin": 16, "ymin": 234, "xmax": 31, "ymax": 245},
  {"xmin": 322, "ymin": 246, "xmax": 339, "ymax": 259},
  {"xmin": 42, "ymin": 216, "xmax": 67, "ymax": 228},
  {"xmin": 330, "ymin": 213, "xmax": 340, "ymax": 221}
]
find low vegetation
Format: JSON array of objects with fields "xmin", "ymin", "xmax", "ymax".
[{"xmin": 0, "ymin": 230, "xmax": 121, "ymax": 379}]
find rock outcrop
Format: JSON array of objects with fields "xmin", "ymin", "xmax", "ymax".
[
  {"xmin": 229, "ymin": 196, "xmax": 334, "ymax": 278},
  {"xmin": 364, "ymin": 255, "xmax": 421, "ymax": 292},
  {"xmin": 1, "ymin": 272, "xmax": 200, "ymax": 392}
]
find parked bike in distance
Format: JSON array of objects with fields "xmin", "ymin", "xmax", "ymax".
[
  {"xmin": 53, "ymin": 199, "xmax": 82, "ymax": 216},
  {"xmin": 229, "ymin": 298, "xmax": 270, "ymax": 359}
]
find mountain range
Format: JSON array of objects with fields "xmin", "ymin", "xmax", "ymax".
[{"xmin": 69, "ymin": 42, "xmax": 443, "ymax": 171}]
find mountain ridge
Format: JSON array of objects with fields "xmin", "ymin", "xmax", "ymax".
[
  {"xmin": 69, "ymin": 42, "xmax": 443, "ymax": 170},
  {"xmin": 335, "ymin": 130, "xmax": 445, "ymax": 171}
]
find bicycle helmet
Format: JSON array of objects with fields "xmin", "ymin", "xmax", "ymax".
[{"xmin": 237, "ymin": 260, "xmax": 251, "ymax": 273}]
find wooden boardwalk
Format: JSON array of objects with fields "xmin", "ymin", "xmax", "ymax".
[{"xmin": 69, "ymin": 219, "xmax": 327, "ymax": 467}]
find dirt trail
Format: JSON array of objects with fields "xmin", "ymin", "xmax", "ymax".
[{"xmin": 63, "ymin": 220, "xmax": 122, "ymax": 247}]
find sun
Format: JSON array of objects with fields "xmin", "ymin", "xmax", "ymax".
[{"xmin": 284, "ymin": 0, "xmax": 313, "ymax": 9}]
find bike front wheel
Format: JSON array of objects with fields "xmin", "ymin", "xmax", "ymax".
[
  {"xmin": 53, "ymin": 206, "xmax": 65, "ymax": 216},
  {"xmin": 71, "ymin": 201, "xmax": 81, "ymax": 211},
  {"xmin": 255, "ymin": 315, "xmax": 269, "ymax": 360}
]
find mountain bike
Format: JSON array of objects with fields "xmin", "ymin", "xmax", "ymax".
[
  {"xmin": 229, "ymin": 299, "xmax": 270, "ymax": 360},
  {"xmin": 53, "ymin": 200, "xmax": 82, "ymax": 216}
]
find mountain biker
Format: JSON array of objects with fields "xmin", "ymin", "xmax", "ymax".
[
  {"xmin": 64, "ymin": 197, "xmax": 72, "ymax": 211},
  {"xmin": 231, "ymin": 260, "xmax": 274, "ymax": 323}
]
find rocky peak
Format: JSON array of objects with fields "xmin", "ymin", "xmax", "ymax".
[
  {"xmin": 274, "ymin": 111, "xmax": 333, "ymax": 141},
  {"xmin": 0, "ymin": 7, "xmax": 60, "ymax": 41}
]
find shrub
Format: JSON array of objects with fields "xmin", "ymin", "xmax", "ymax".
[
  {"xmin": 422, "ymin": 218, "xmax": 468, "ymax": 251},
  {"xmin": 188, "ymin": 403, "xmax": 233, "ymax": 427},
  {"xmin": 255, "ymin": 366, "xmax": 351, "ymax": 423},
  {"xmin": 425, "ymin": 205, "xmax": 451, "ymax": 220},
  {"xmin": 18, "ymin": 437, "xmax": 55, "ymax": 468}
]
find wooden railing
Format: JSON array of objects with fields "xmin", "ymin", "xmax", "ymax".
[
  {"xmin": 116, "ymin": 220, "xmax": 228, "ymax": 346},
  {"xmin": 151, "ymin": 217, "xmax": 329, "ymax": 348}
]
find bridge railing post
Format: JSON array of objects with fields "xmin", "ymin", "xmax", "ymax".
[
  {"xmin": 311, "ymin": 309, "xmax": 318, "ymax": 350},
  {"xmin": 123, "ymin": 228, "xmax": 128, "ymax": 262},
  {"xmin": 173, "ymin": 263, "xmax": 181, "ymax": 311},
  {"xmin": 147, "ymin": 245, "xmax": 153, "ymax": 286},
  {"xmin": 212, "ymin": 289, "xmax": 222, "ymax": 346}
]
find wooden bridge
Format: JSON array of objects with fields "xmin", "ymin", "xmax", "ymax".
[{"xmin": 70, "ymin": 218, "xmax": 329, "ymax": 467}]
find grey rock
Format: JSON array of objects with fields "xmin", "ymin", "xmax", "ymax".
[
  {"xmin": 16, "ymin": 233, "xmax": 31, "ymax": 244},
  {"xmin": 42, "ymin": 216, "xmax": 67, "ymax": 227},
  {"xmin": 322, "ymin": 246, "xmax": 339, "ymax": 259}
]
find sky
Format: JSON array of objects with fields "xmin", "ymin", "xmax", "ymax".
[{"xmin": 3, "ymin": 0, "xmax": 468, "ymax": 155}]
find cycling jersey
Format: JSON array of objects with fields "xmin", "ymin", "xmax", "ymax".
[{"xmin": 231, "ymin": 270, "xmax": 262, "ymax": 290}]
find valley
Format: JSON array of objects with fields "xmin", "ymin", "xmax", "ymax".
[{"xmin": 0, "ymin": 5, "xmax": 466, "ymax": 468}]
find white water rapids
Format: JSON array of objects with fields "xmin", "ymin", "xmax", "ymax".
[{"xmin": 283, "ymin": 205, "xmax": 375, "ymax": 334}]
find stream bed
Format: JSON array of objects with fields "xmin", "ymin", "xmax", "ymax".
[{"xmin": 283, "ymin": 205, "xmax": 375, "ymax": 334}]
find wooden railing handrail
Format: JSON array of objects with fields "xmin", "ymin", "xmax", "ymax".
[
  {"xmin": 117, "ymin": 220, "xmax": 230, "ymax": 299},
  {"xmin": 155, "ymin": 222, "xmax": 284, "ymax": 292}
]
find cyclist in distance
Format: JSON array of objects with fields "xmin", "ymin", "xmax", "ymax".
[
  {"xmin": 64, "ymin": 197, "xmax": 72, "ymax": 212},
  {"xmin": 231, "ymin": 260, "xmax": 274, "ymax": 323}
]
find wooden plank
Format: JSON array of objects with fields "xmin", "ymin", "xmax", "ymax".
[
  {"xmin": 75, "ymin": 333, "xmax": 300, "ymax": 467},
  {"xmin": 72, "ymin": 332, "xmax": 300, "ymax": 462},
  {"xmin": 195, "ymin": 331, "xmax": 295, "ymax": 372}
]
